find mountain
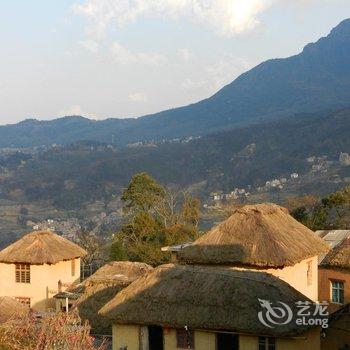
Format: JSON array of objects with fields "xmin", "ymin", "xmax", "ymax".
[
  {"xmin": 0, "ymin": 19, "xmax": 350, "ymax": 147},
  {"xmin": 3, "ymin": 108, "xmax": 350, "ymax": 209}
]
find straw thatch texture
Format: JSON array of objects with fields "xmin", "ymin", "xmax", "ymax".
[
  {"xmin": 320, "ymin": 237, "xmax": 350, "ymax": 270},
  {"xmin": 0, "ymin": 297, "xmax": 28, "ymax": 323},
  {"xmin": 0, "ymin": 230, "xmax": 87, "ymax": 265},
  {"xmin": 178, "ymin": 203, "xmax": 329, "ymax": 267},
  {"xmin": 100, "ymin": 264, "xmax": 318, "ymax": 337},
  {"xmin": 75, "ymin": 261, "xmax": 153, "ymax": 335}
]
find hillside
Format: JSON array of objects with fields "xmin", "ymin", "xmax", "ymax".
[
  {"xmin": 1, "ymin": 108, "xmax": 349, "ymax": 210},
  {"xmin": 0, "ymin": 19, "xmax": 350, "ymax": 147}
]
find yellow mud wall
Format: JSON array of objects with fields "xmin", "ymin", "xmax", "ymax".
[
  {"xmin": 0, "ymin": 258, "xmax": 81, "ymax": 311},
  {"xmin": 240, "ymin": 328, "xmax": 320, "ymax": 350},
  {"xmin": 112, "ymin": 324, "xmax": 140, "ymax": 350},
  {"xmin": 164, "ymin": 329, "xmax": 216, "ymax": 350},
  {"xmin": 265, "ymin": 256, "xmax": 319, "ymax": 301},
  {"xmin": 231, "ymin": 256, "xmax": 319, "ymax": 301}
]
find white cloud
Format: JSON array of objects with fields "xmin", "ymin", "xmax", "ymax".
[
  {"xmin": 178, "ymin": 48, "xmax": 191, "ymax": 62},
  {"xmin": 79, "ymin": 39, "xmax": 99, "ymax": 53},
  {"xmin": 128, "ymin": 92, "xmax": 149, "ymax": 103},
  {"xmin": 73, "ymin": 0, "xmax": 277, "ymax": 38},
  {"xmin": 181, "ymin": 78, "xmax": 206, "ymax": 90},
  {"xmin": 110, "ymin": 42, "xmax": 167, "ymax": 65},
  {"xmin": 181, "ymin": 54, "xmax": 252, "ymax": 95},
  {"xmin": 205, "ymin": 55, "xmax": 252, "ymax": 90},
  {"xmin": 57, "ymin": 105, "xmax": 98, "ymax": 119}
]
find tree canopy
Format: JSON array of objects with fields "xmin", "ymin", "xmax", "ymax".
[{"xmin": 111, "ymin": 172, "xmax": 200, "ymax": 266}]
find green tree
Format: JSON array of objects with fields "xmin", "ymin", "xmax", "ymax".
[
  {"xmin": 121, "ymin": 172, "xmax": 165, "ymax": 212},
  {"xmin": 181, "ymin": 194, "xmax": 200, "ymax": 228},
  {"xmin": 111, "ymin": 173, "xmax": 200, "ymax": 266},
  {"xmin": 291, "ymin": 186, "xmax": 350, "ymax": 230}
]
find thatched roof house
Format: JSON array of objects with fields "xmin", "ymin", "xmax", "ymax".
[
  {"xmin": 74, "ymin": 261, "xmax": 153, "ymax": 334},
  {"xmin": 316, "ymin": 230, "xmax": 350, "ymax": 312},
  {"xmin": 178, "ymin": 203, "xmax": 329, "ymax": 267},
  {"xmin": 100, "ymin": 264, "xmax": 319, "ymax": 337},
  {"xmin": 320, "ymin": 237, "xmax": 350, "ymax": 270},
  {"xmin": 0, "ymin": 297, "xmax": 28, "ymax": 323},
  {"xmin": 0, "ymin": 230, "xmax": 87, "ymax": 265},
  {"xmin": 316, "ymin": 230, "xmax": 350, "ymax": 270}
]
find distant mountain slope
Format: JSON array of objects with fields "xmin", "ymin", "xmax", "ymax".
[
  {"xmin": 3, "ymin": 108, "xmax": 350, "ymax": 209},
  {"xmin": 1, "ymin": 19, "xmax": 350, "ymax": 147}
]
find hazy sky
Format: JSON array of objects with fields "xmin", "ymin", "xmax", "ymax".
[{"xmin": 0, "ymin": 0, "xmax": 349, "ymax": 124}]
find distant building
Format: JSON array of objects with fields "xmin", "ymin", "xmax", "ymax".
[
  {"xmin": 339, "ymin": 152, "xmax": 350, "ymax": 166},
  {"xmin": 307, "ymin": 156, "xmax": 316, "ymax": 163},
  {"xmin": 0, "ymin": 230, "xmax": 86, "ymax": 311},
  {"xmin": 270, "ymin": 179, "xmax": 281, "ymax": 187},
  {"xmin": 291, "ymin": 173, "xmax": 299, "ymax": 179}
]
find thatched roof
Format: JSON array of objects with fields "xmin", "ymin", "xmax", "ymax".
[
  {"xmin": 75, "ymin": 261, "xmax": 153, "ymax": 335},
  {"xmin": 0, "ymin": 297, "xmax": 28, "ymax": 323},
  {"xmin": 0, "ymin": 230, "xmax": 87, "ymax": 265},
  {"xmin": 320, "ymin": 237, "xmax": 350, "ymax": 270},
  {"xmin": 178, "ymin": 203, "xmax": 329, "ymax": 267},
  {"xmin": 100, "ymin": 264, "xmax": 319, "ymax": 337}
]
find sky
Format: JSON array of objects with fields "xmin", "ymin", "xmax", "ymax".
[{"xmin": 0, "ymin": 0, "xmax": 349, "ymax": 124}]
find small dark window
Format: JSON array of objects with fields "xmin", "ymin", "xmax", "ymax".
[
  {"xmin": 259, "ymin": 337, "xmax": 276, "ymax": 350},
  {"xmin": 15, "ymin": 264, "xmax": 30, "ymax": 283},
  {"xmin": 176, "ymin": 329, "xmax": 194, "ymax": 349}
]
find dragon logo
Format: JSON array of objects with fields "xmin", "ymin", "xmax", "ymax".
[{"xmin": 258, "ymin": 299, "xmax": 293, "ymax": 328}]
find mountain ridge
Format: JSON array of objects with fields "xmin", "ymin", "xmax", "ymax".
[{"xmin": 1, "ymin": 18, "xmax": 350, "ymax": 147}]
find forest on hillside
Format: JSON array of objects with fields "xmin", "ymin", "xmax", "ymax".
[{"xmin": 0, "ymin": 109, "xmax": 349, "ymax": 209}]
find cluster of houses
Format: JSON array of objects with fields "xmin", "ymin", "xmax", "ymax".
[
  {"xmin": 209, "ymin": 174, "xmax": 300, "ymax": 204},
  {"xmin": 0, "ymin": 203, "xmax": 349, "ymax": 350}
]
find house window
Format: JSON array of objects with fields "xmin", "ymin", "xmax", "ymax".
[
  {"xmin": 259, "ymin": 336, "xmax": 276, "ymax": 350},
  {"xmin": 307, "ymin": 261, "xmax": 313, "ymax": 286},
  {"xmin": 71, "ymin": 259, "xmax": 75, "ymax": 277},
  {"xmin": 15, "ymin": 264, "xmax": 30, "ymax": 283},
  {"xmin": 15, "ymin": 297, "xmax": 31, "ymax": 308},
  {"xmin": 331, "ymin": 280, "xmax": 344, "ymax": 304},
  {"xmin": 176, "ymin": 329, "xmax": 194, "ymax": 349}
]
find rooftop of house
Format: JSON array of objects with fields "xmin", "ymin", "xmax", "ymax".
[
  {"xmin": 0, "ymin": 230, "xmax": 87, "ymax": 265},
  {"xmin": 316, "ymin": 230, "xmax": 350, "ymax": 270},
  {"xmin": 177, "ymin": 203, "xmax": 329, "ymax": 268},
  {"xmin": 72, "ymin": 261, "xmax": 153, "ymax": 335},
  {"xmin": 99, "ymin": 263, "xmax": 320, "ymax": 337},
  {"xmin": 316, "ymin": 230, "xmax": 350, "ymax": 248}
]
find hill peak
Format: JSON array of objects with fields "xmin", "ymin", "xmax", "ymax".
[{"xmin": 330, "ymin": 18, "xmax": 350, "ymax": 37}]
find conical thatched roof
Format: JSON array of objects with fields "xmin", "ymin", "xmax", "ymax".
[
  {"xmin": 0, "ymin": 297, "xmax": 28, "ymax": 323},
  {"xmin": 0, "ymin": 230, "xmax": 87, "ymax": 265},
  {"xmin": 320, "ymin": 237, "xmax": 350, "ymax": 270},
  {"xmin": 75, "ymin": 261, "xmax": 153, "ymax": 335},
  {"xmin": 178, "ymin": 203, "xmax": 329, "ymax": 267},
  {"xmin": 100, "ymin": 264, "xmax": 319, "ymax": 337}
]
